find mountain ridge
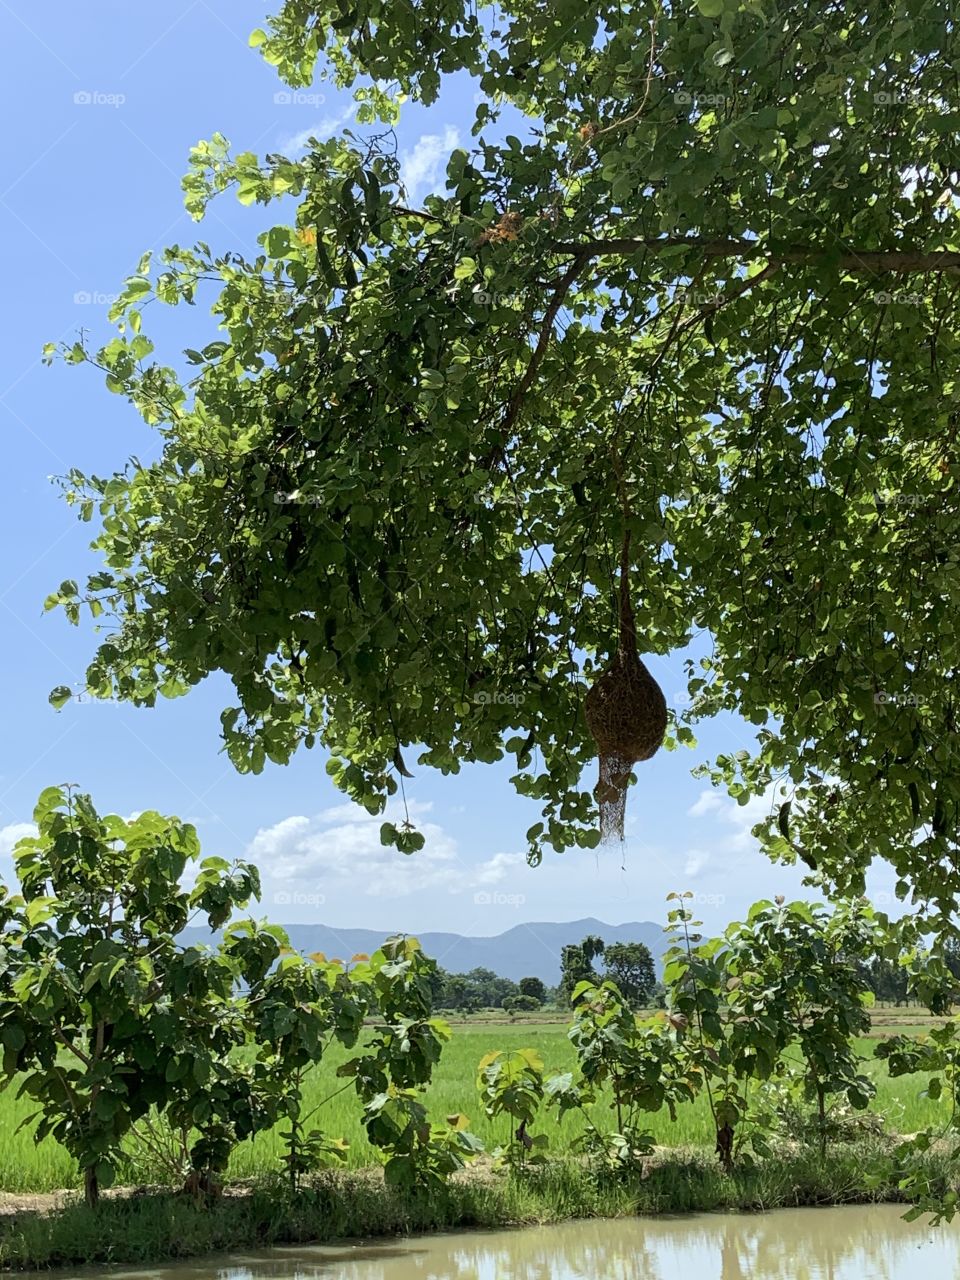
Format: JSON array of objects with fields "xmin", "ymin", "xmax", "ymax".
[{"xmin": 185, "ymin": 917, "xmax": 666, "ymax": 984}]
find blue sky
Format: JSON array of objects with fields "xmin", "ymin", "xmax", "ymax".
[{"xmin": 0, "ymin": 2, "xmax": 896, "ymax": 940}]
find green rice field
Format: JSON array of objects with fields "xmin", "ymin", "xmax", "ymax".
[{"xmin": 0, "ymin": 1009, "xmax": 948, "ymax": 1194}]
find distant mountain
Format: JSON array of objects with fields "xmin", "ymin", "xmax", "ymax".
[{"xmin": 185, "ymin": 917, "xmax": 666, "ymax": 985}]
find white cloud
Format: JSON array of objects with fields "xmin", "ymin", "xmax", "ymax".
[
  {"xmin": 400, "ymin": 125, "xmax": 459, "ymax": 201},
  {"xmin": 687, "ymin": 786, "xmax": 778, "ymax": 852},
  {"xmin": 0, "ymin": 823, "xmax": 34, "ymax": 859},
  {"xmin": 688, "ymin": 791, "xmax": 724, "ymax": 819},
  {"xmin": 248, "ymin": 801, "xmax": 524, "ymax": 900},
  {"xmin": 684, "ymin": 850, "xmax": 709, "ymax": 878},
  {"xmin": 0, "ymin": 823, "xmax": 34, "ymax": 890},
  {"xmin": 278, "ymin": 105, "xmax": 356, "ymax": 155},
  {"xmin": 473, "ymin": 851, "xmax": 526, "ymax": 885}
]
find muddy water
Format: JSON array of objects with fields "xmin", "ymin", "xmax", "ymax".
[{"xmin": 52, "ymin": 1204, "xmax": 960, "ymax": 1279}]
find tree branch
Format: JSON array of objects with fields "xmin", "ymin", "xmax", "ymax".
[
  {"xmin": 482, "ymin": 251, "xmax": 589, "ymax": 467},
  {"xmin": 550, "ymin": 237, "xmax": 960, "ymax": 275}
]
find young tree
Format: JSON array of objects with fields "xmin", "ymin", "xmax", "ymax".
[
  {"xmin": 47, "ymin": 3, "xmax": 960, "ymax": 918},
  {"xmin": 603, "ymin": 941, "xmax": 657, "ymax": 1009},
  {"xmin": 0, "ymin": 786, "xmax": 264, "ymax": 1207},
  {"xmin": 341, "ymin": 938, "xmax": 483, "ymax": 1189},
  {"xmin": 546, "ymin": 977, "xmax": 696, "ymax": 1173},
  {"xmin": 664, "ymin": 893, "xmax": 882, "ymax": 1167}
]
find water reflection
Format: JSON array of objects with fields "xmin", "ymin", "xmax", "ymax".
[{"xmin": 46, "ymin": 1204, "xmax": 960, "ymax": 1280}]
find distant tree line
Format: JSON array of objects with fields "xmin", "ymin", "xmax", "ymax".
[
  {"xmin": 429, "ymin": 967, "xmax": 553, "ymax": 1013},
  {"xmin": 430, "ymin": 937, "xmax": 662, "ymax": 1014},
  {"xmin": 429, "ymin": 923, "xmax": 951, "ymax": 1016},
  {"xmin": 859, "ymin": 934, "xmax": 960, "ymax": 1005}
]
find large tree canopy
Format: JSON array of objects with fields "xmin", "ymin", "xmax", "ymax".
[{"xmin": 47, "ymin": 0, "xmax": 960, "ymax": 916}]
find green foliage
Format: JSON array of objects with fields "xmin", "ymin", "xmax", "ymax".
[
  {"xmin": 518, "ymin": 976, "xmax": 547, "ymax": 1004},
  {"xmin": 338, "ymin": 938, "xmax": 483, "ymax": 1188},
  {"xmin": 0, "ymin": 790, "xmax": 483, "ymax": 1205},
  {"xmin": 546, "ymin": 977, "xmax": 695, "ymax": 1178},
  {"xmin": 560, "ymin": 936, "xmax": 605, "ymax": 1004},
  {"xmin": 509, "ymin": 993, "xmax": 542, "ymax": 1013},
  {"xmin": 246, "ymin": 947, "xmax": 363, "ymax": 1191},
  {"xmin": 434, "ymin": 966, "xmax": 519, "ymax": 1012},
  {"xmin": 0, "ymin": 787, "xmax": 947, "ymax": 1215},
  {"xmin": 477, "ymin": 1048, "xmax": 548, "ymax": 1168},
  {"xmin": 663, "ymin": 892, "xmax": 883, "ymax": 1167},
  {"xmin": 602, "ymin": 941, "xmax": 657, "ymax": 1009},
  {"xmin": 0, "ymin": 786, "xmax": 265, "ymax": 1206},
  {"xmin": 46, "ymin": 0, "xmax": 960, "ymax": 905},
  {"xmin": 874, "ymin": 1021, "xmax": 960, "ymax": 1221}
]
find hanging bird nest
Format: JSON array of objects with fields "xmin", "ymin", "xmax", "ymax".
[{"xmin": 584, "ymin": 528, "xmax": 667, "ymax": 842}]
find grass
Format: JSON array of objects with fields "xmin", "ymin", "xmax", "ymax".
[
  {"xmin": 0, "ymin": 1141, "xmax": 954, "ymax": 1271},
  {"xmin": 0, "ymin": 1008, "xmax": 948, "ymax": 1193}
]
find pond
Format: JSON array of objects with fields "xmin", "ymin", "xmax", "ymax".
[{"xmin": 44, "ymin": 1204, "xmax": 960, "ymax": 1280}]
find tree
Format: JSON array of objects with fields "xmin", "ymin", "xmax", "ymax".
[
  {"xmin": 518, "ymin": 976, "xmax": 547, "ymax": 1004},
  {"xmin": 0, "ymin": 785, "xmax": 265, "ymax": 1207},
  {"xmin": 476, "ymin": 1048, "xmax": 548, "ymax": 1167},
  {"xmin": 464, "ymin": 967, "xmax": 517, "ymax": 1008},
  {"xmin": 339, "ymin": 937, "xmax": 483, "ymax": 1190},
  {"xmin": 863, "ymin": 956, "xmax": 910, "ymax": 1006},
  {"xmin": 440, "ymin": 974, "xmax": 481, "ymax": 1013},
  {"xmin": 664, "ymin": 893, "xmax": 882, "ymax": 1166},
  {"xmin": 426, "ymin": 965, "xmax": 449, "ymax": 1010},
  {"xmin": 560, "ymin": 935, "xmax": 605, "ymax": 1004},
  {"xmin": 504, "ymin": 992, "xmax": 540, "ymax": 1013},
  {"xmin": 943, "ymin": 932, "xmax": 960, "ymax": 984},
  {"xmin": 603, "ymin": 941, "xmax": 657, "ymax": 1009},
  {"xmin": 47, "ymin": 2, "xmax": 960, "ymax": 919},
  {"xmin": 547, "ymin": 977, "xmax": 696, "ymax": 1171}
]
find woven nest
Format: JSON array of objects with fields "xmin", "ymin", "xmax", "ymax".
[{"xmin": 584, "ymin": 533, "xmax": 667, "ymax": 842}]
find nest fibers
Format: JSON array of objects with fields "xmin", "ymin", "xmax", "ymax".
[{"xmin": 584, "ymin": 533, "xmax": 667, "ymax": 842}]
